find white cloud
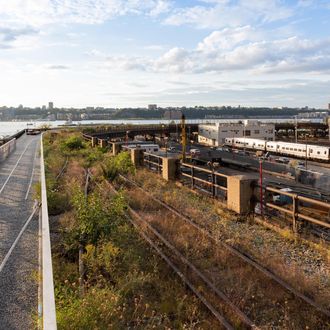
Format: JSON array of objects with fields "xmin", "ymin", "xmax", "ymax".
[
  {"xmin": 0, "ymin": 26, "xmax": 38, "ymax": 48},
  {"xmin": 164, "ymin": 0, "xmax": 293, "ymax": 29},
  {"xmin": 0, "ymin": 0, "xmax": 172, "ymax": 28},
  {"xmin": 102, "ymin": 30, "xmax": 330, "ymax": 75},
  {"xmin": 196, "ymin": 25, "xmax": 257, "ymax": 51}
]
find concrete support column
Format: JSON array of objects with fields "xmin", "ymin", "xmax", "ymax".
[
  {"xmin": 91, "ymin": 137, "xmax": 98, "ymax": 147},
  {"xmin": 99, "ymin": 139, "xmax": 107, "ymax": 148},
  {"xmin": 112, "ymin": 143, "xmax": 121, "ymax": 156},
  {"xmin": 227, "ymin": 175, "xmax": 255, "ymax": 214},
  {"xmin": 162, "ymin": 157, "xmax": 178, "ymax": 181},
  {"xmin": 131, "ymin": 148, "xmax": 144, "ymax": 167}
]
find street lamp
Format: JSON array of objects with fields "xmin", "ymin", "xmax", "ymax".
[
  {"xmin": 161, "ymin": 124, "xmax": 165, "ymax": 147},
  {"xmin": 259, "ymin": 158, "xmax": 263, "ymax": 217},
  {"xmin": 305, "ymin": 142, "xmax": 308, "ymax": 170},
  {"xmin": 165, "ymin": 137, "xmax": 168, "ymax": 158}
]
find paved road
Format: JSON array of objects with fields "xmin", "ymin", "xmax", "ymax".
[{"xmin": 0, "ymin": 134, "xmax": 41, "ymax": 330}]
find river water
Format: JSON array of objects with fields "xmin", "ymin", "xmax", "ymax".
[{"xmin": 0, "ymin": 118, "xmax": 323, "ymax": 138}]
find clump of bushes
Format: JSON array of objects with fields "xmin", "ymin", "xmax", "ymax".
[
  {"xmin": 61, "ymin": 135, "xmax": 85, "ymax": 151},
  {"xmin": 102, "ymin": 152, "xmax": 135, "ymax": 180}
]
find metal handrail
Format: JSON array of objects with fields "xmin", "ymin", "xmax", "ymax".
[
  {"xmin": 40, "ymin": 134, "xmax": 57, "ymax": 329},
  {"xmin": 266, "ymin": 186, "xmax": 330, "ymax": 230}
]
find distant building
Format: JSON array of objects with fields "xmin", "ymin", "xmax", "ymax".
[
  {"xmin": 297, "ymin": 111, "xmax": 328, "ymax": 119},
  {"xmin": 48, "ymin": 102, "xmax": 54, "ymax": 110},
  {"xmin": 163, "ymin": 110, "xmax": 182, "ymax": 120},
  {"xmin": 56, "ymin": 113, "xmax": 68, "ymax": 120},
  {"xmin": 328, "ymin": 103, "xmax": 330, "ymax": 110},
  {"xmin": 198, "ymin": 120, "xmax": 275, "ymax": 146},
  {"xmin": 148, "ymin": 104, "xmax": 157, "ymax": 110}
]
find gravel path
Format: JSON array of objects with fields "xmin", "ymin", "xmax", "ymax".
[{"xmin": 0, "ymin": 134, "xmax": 40, "ymax": 330}]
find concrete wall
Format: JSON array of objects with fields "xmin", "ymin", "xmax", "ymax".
[
  {"xmin": 227, "ymin": 175, "xmax": 255, "ymax": 214},
  {"xmin": 162, "ymin": 158, "xmax": 178, "ymax": 181},
  {"xmin": 131, "ymin": 148, "xmax": 144, "ymax": 167}
]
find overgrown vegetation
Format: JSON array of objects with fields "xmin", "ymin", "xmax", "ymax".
[
  {"xmin": 44, "ymin": 131, "xmax": 214, "ymax": 329},
  {"xmin": 127, "ymin": 169, "xmax": 330, "ymax": 311}
]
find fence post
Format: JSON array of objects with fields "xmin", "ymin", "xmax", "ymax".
[
  {"xmin": 292, "ymin": 194, "xmax": 298, "ymax": 233},
  {"xmin": 212, "ymin": 168, "xmax": 216, "ymax": 197},
  {"xmin": 191, "ymin": 166, "xmax": 195, "ymax": 189}
]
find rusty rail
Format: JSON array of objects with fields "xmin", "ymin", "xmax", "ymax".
[{"xmin": 119, "ymin": 174, "xmax": 330, "ymax": 319}]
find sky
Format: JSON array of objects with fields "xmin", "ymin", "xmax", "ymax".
[{"xmin": 0, "ymin": 0, "xmax": 329, "ymax": 109}]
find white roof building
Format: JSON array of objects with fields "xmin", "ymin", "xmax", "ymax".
[{"xmin": 198, "ymin": 120, "xmax": 275, "ymax": 147}]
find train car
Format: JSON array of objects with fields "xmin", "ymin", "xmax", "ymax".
[
  {"xmin": 271, "ymin": 142, "xmax": 330, "ymax": 161},
  {"xmin": 123, "ymin": 144, "xmax": 160, "ymax": 153},
  {"xmin": 275, "ymin": 142, "xmax": 307, "ymax": 159},
  {"xmin": 307, "ymin": 145, "xmax": 330, "ymax": 161},
  {"xmin": 225, "ymin": 138, "xmax": 266, "ymax": 151},
  {"xmin": 224, "ymin": 137, "xmax": 330, "ymax": 162}
]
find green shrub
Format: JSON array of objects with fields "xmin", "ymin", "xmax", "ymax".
[
  {"xmin": 62, "ymin": 136, "xmax": 85, "ymax": 151},
  {"xmin": 102, "ymin": 152, "xmax": 135, "ymax": 181}
]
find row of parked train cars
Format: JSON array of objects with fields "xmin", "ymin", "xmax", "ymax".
[{"xmin": 224, "ymin": 137, "xmax": 330, "ymax": 162}]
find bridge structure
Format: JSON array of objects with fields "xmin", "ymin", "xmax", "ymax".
[
  {"xmin": 83, "ymin": 121, "xmax": 329, "ymax": 141},
  {"xmin": 83, "ymin": 123, "xmax": 199, "ymax": 140}
]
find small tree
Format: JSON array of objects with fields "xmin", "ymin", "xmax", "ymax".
[{"xmin": 70, "ymin": 185, "xmax": 126, "ymax": 294}]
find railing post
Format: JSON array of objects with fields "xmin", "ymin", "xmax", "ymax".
[
  {"xmin": 191, "ymin": 166, "xmax": 195, "ymax": 189},
  {"xmin": 292, "ymin": 194, "xmax": 298, "ymax": 233},
  {"xmin": 212, "ymin": 168, "xmax": 216, "ymax": 198}
]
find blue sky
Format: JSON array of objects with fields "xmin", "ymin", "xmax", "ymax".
[{"xmin": 0, "ymin": 0, "xmax": 329, "ymax": 108}]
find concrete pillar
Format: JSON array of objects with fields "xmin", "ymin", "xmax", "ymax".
[
  {"xmin": 162, "ymin": 157, "xmax": 178, "ymax": 181},
  {"xmin": 131, "ymin": 148, "xmax": 144, "ymax": 167},
  {"xmin": 99, "ymin": 139, "xmax": 107, "ymax": 148},
  {"xmin": 112, "ymin": 143, "xmax": 121, "ymax": 156},
  {"xmin": 91, "ymin": 137, "xmax": 98, "ymax": 147},
  {"xmin": 227, "ymin": 175, "xmax": 255, "ymax": 214}
]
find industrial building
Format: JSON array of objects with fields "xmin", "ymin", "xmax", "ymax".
[{"xmin": 198, "ymin": 120, "xmax": 275, "ymax": 146}]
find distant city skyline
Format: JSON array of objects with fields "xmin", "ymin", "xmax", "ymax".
[{"xmin": 0, "ymin": 1, "xmax": 330, "ymax": 108}]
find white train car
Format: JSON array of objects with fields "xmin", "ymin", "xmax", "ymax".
[
  {"xmin": 307, "ymin": 145, "xmax": 329, "ymax": 161},
  {"xmin": 275, "ymin": 142, "xmax": 307, "ymax": 159},
  {"xmin": 224, "ymin": 138, "xmax": 330, "ymax": 162},
  {"xmin": 123, "ymin": 144, "xmax": 160, "ymax": 153},
  {"xmin": 224, "ymin": 138, "xmax": 266, "ymax": 151}
]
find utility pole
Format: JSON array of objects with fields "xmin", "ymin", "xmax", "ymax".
[
  {"xmin": 305, "ymin": 142, "xmax": 308, "ymax": 170},
  {"xmin": 181, "ymin": 114, "xmax": 186, "ymax": 162},
  {"xmin": 259, "ymin": 159, "xmax": 263, "ymax": 217},
  {"xmin": 295, "ymin": 115, "xmax": 298, "ymax": 143}
]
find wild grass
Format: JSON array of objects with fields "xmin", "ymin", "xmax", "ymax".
[
  {"xmin": 45, "ymin": 131, "xmax": 215, "ymax": 329},
  {"xmin": 127, "ymin": 169, "xmax": 330, "ymax": 321}
]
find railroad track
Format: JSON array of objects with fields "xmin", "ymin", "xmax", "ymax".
[
  {"xmin": 107, "ymin": 181, "xmax": 254, "ymax": 329},
  {"xmin": 116, "ymin": 174, "xmax": 330, "ymax": 328}
]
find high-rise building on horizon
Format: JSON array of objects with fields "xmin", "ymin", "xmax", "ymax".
[
  {"xmin": 48, "ymin": 102, "xmax": 54, "ymax": 110},
  {"xmin": 148, "ymin": 104, "xmax": 157, "ymax": 110}
]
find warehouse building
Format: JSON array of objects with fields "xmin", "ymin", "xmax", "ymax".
[{"xmin": 198, "ymin": 120, "xmax": 275, "ymax": 146}]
